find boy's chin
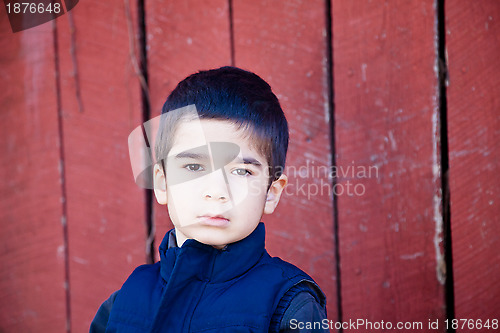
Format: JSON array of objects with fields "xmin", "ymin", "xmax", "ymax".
[
  {"xmin": 188, "ymin": 231, "xmax": 243, "ymax": 248},
  {"xmin": 192, "ymin": 234, "xmax": 234, "ymax": 247}
]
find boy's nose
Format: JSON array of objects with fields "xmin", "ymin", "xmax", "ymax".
[
  {"xmin": 204, "ymin": 193, "xmax": 228, "ymax": 202},
  {"xmin": 202, "ymin": 169, "xmax": 230, "ymax": 202}
]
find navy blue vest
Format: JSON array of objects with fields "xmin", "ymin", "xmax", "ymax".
[{"xmin": 105, "ymin": 223, "xmax": 325, "ymax": 332}]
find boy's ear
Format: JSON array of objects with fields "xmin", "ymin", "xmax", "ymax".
[
  {"xmin": 264, "ymin": 174, "xmax": 288, "ymax": 215},
  {"xmin": 153, "ymin": 163, "xmax": 167, "ymax": 205}
]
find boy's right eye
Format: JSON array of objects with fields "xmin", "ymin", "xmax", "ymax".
[{"xmin": 184, "ymin": 164, "xmax": 205, "ymax": 172}]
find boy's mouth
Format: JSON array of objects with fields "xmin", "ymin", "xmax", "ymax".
[{"xmin": 197, "ymin": 214, "xmax": 230, "ymax": 227}]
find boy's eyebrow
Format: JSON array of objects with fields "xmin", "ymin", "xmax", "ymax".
[
  {"xmin": 238, "ymin": 157, "xmax": 263, "ymax": 167},
  {"xmin": 174, "ymin": 151, "xmax": 209, "ymax": 160},
  {"xmin": 174, "ymin": 150, "xmax": 263, "ymax": 167}
]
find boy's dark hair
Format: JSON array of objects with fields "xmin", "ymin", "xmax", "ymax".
[{"xmin": 154, "ymin": 66, "xmax": 289, "ymax": 182}]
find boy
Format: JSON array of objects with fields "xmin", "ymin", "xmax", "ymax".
[{"xmin": 90, "ymin": 67, "xmax": 328, "ymax": 332}]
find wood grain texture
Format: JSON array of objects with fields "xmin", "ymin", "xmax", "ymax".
[
  {"xmin": 446, "ymin": 0, "xmax": 500, "ymax": 328},
  {"xmin": 232, "ymin": 0, "xmax": 337, "ymax": 318},
  {"xmin": 332, "ymin": 0, "xmax": 446, "ymax": 330},
  {"xmin": 146, "ymin": 0, "xmax": 232, "ymax": 258},
  {"xmin": 0, "ymin": 14, "xmax": 67, "ymax": 333},
  {"xmin": 54, "ymin": 1, "xmax": 145, "ymax": 330}
]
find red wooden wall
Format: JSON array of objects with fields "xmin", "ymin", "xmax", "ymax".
[
  {"xmin": 1, "ymin": 1, "xmax": 498, "ymax": 332},
  {"xmin": 333, "ymin": 0, "xmax": 446, "ymax": 328}
]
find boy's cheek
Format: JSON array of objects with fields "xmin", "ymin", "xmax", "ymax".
[
  {"xmin": 248, "ymin": 178, "xmax": 269, "ymax": 197},
  {"xmin": 229, "ymin": 178, "xmax": 266, "ymax": 201},
  {"xmin": 166, "ymin": 186, "xmax": 198, "ymax": 227}
]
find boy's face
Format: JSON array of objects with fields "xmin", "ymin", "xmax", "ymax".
[{"xmin": 153, "ymin": 118, "xmax": 287, "ymax": 248}]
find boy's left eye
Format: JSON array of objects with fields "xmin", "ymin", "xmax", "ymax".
[
  {"xmin": 231, "ymin": 168, "xmax": 252, "ymax": 176},
  {"xmin": 185, "ymin": 164, "xmax": 204, "ymax": 172}
]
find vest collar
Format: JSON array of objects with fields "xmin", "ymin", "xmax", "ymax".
[{"xmin": 158, "ymin": 223, "xmax": 266, "ymax": 283}]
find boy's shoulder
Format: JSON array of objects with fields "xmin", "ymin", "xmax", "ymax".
[
  {"xmin": 259, "ymin": 254, "xmax": 316, "ymax": 282},
  {"xmin": 112, "ymin": 262, "xmax": 162, "ymax": 307},
  {"xmin": 263, "ymin": 255, "xmax": 326, "ymax": 303}
]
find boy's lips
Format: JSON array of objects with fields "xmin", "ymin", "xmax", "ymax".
[{"xmin": 197, "ymin": 215, "xmax": 230, "ymax": 227}]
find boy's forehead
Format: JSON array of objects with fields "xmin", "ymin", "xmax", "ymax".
[{"xmin": 169, "ymin": 118, "xmax": 263, "ymax": 160}]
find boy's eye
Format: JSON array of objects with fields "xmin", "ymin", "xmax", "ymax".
[
  {"xmin": 231, "ymin": 168, "xmax": 252, "ymax": 176},
  {"xmin": 185, "ymin": 164, "xmax": 204, "ymax": 172}
]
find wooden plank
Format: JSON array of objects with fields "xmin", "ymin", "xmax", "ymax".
[
  {"xmin": 332, "ymin": 0, "xmax": 446, "ymax": 329},
  {"xmin": 446, "ymin": 1, "xmax": 500, "ymax": 328},
  {"xmin": 232, "ymin": 0, "xmax": 337, "ymax": 318},
  {"xmin": 0, "ymin": 16, "xmax": 67, "ymax": 333},
  {"xmin": 54, "ymin": 1, "xmax": 145, "ymax": 330},
  {"xmin": 146, "ymin": 0, "xmax": 232, "ymax": 257}
]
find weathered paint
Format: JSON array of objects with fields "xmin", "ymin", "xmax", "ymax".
[
  {"xmin": 332, "ymin": 0, "xmax": 446, "ymax": 330},
  {"xmin": 54, "ymin": 1, "xmax": 145, "ymax": 330},
  {"xmin": 0, "ymin": 19, "xmax": 67, "ymax": 332}
]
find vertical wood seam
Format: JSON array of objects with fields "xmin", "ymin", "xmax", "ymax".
[
  {"xmin": 137, "ymin": 0, "xmax": 155, "ymax": 264},
  {"xmin": 325, "ymin": 0, "xmax": 343, "ymax": 329},
  {"xmin": 53, "ymin": 20, "xmax": 72, "ymax": 333},
  {"xmin": 437, "ymin": 0, "xmax": 455, "ymax": 331},
  {"xmin": 228, "ymin": 0, "xmax": 235, "ymax": 66}
]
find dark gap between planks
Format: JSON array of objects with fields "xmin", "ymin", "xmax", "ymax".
[
  {"xmin": 325, "ymin": 0, "xmax": 343, "ymax": 330},
  {"xmin": 228, "ymin": 0, "xmax": 236, "ymax": 66},
  {"xmin": 137, "ymin": 0, "xmax": 155, "ymax": 265},
  {"xmin": 437, "ymin": 0, "xmax": 455, "ymax": 331},
  {"xmin": 53, "ymin": 20, "xmax": 72, "ymax": 333}
]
